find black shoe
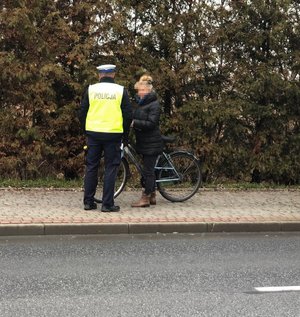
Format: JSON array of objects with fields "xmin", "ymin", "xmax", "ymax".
[
  {"xmin": 84, "ymin": 202, "xmax": 97, "ymax": 210},
  {"xmin": 101, "ymin": 205, "xmax": 120, "ymax": 212}
]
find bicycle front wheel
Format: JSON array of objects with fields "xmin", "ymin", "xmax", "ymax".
[
  {"xmin": 94, "ymin": 157, "xmax": 129, "ymax": 203},
  {"xmin": 157, "ymin": 151, "xmax": 201, "ymax": 202}
]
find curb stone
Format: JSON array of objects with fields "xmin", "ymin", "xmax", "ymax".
[
  {"xmin": 0, "ymin": 224, "xmax": 44, "ymax": 236},
  {"xmin": 1, "ymin": 222, "xmax": 300, "ymax": 236}
]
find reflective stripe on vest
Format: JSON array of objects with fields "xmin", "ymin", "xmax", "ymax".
[{"xmin": 86, "ymin": 82, "xmax": 124, "ymax": 133}]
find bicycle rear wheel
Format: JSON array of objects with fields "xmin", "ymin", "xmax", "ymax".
[
  {"xmin": 94, "ymin": 157, "xmax": 129, "ymax": 203},
  {"xmin": 157, "ymin": 151, "xmax": 201, "ymax": 202}
]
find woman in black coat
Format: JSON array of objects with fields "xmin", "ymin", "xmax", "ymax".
[{"xmin": 131, "ymin": 75, "xmax": 163, "ymax": 207}]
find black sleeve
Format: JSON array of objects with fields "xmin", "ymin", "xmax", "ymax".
[
  {"xmin": 78, "ymin": 88, "xmax": 89, "ymax": 131},
  {"xmin": 133, "ymin": 104, "xmax": 160, "ymax": 131},
  {"xmin": 121, "ymin": 89, "xmax": 133, "ymax": 140}
]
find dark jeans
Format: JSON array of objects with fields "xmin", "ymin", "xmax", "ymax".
[
  {"xmin": 84, "ymin": 136, "xmax": 121, "ymax": 207},
  {"xmin": 141, "ymin": 154, "xmax": 158, "ymax": 195}
]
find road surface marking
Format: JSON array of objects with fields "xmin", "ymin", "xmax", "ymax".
[{"xmin": 255, "ymin": 286, "xmax": 300, "ymax": 293}]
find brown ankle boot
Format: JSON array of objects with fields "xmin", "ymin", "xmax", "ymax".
[
  {"xmin": 150, "ymin": 192, "xmax": 156, "ymax": 205},
  {"xmin": 131, "ymin": 192, "xmax": 150, "ymax": 207}
]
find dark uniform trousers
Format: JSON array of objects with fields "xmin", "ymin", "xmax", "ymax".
[{"xmin": 84, "ymin": 135, "xmax": 121, "ymax": 207}]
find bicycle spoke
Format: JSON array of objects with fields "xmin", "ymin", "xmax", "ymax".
[
  {"xmin": 157, "ymin": 152, "xmax": 201, "ymax": 202},
  {"xmin": 181, "ymin": 161, "xmax": 195, "ymax": 176}
]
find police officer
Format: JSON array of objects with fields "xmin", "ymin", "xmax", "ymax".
[{"xmin": 79, "ymin": 64, "xmax": 132, "ymax": 212}]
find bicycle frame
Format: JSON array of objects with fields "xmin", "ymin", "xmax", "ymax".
[
  {"xmin": 94, "ymin": 141, "xmax": 201, "ymax": 203},
  {"xmin": 154, "ymin": 152, "xmax": 181, "ymax": 183},
  {"xmin": 124, "ymin": 144, "xmax": 181, "ymax": 183},
  {"xmin": 123, "ymin": 144, "xmax": 143, "ymax": 175}
]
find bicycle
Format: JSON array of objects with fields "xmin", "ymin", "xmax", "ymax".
[{"xmin": 94, "ymin": 135, "xmax": 202, "ymax": 203}]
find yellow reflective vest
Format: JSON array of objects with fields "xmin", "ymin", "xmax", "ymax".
[{"xmin": 86, "ymin": 82, "xmax": 124, "ymax": 133}]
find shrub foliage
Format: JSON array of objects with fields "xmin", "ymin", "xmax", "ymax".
[{"xmin": 0, "ymin": 0, "xmax": 299, "ymax": 184}]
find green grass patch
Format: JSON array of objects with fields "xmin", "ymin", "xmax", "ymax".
[
  {"xmin": 0, "ymin": 178, "xmax": 299, "ymax": 190},
  {"xmin": 0, "ymin": 178, "xmax": 83, "ymax": 189}
]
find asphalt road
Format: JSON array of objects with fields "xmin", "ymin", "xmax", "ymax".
[{"xmin": 0, "ymin": 233, "xmax": 300, "ymax": 317}]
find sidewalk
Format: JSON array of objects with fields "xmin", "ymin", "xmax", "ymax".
[{"xmin": 0, "ymin": 188, "xmax": 300, "ymax": 236}]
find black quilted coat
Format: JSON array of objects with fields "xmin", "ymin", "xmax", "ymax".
[{"xmin": 133, "ymin": 92, "xmax": 163, "ymax": 155}]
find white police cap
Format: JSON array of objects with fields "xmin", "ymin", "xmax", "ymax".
[{"xmin": 96, "ymin": 64, "xmax": 116, "ymax": 73}]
